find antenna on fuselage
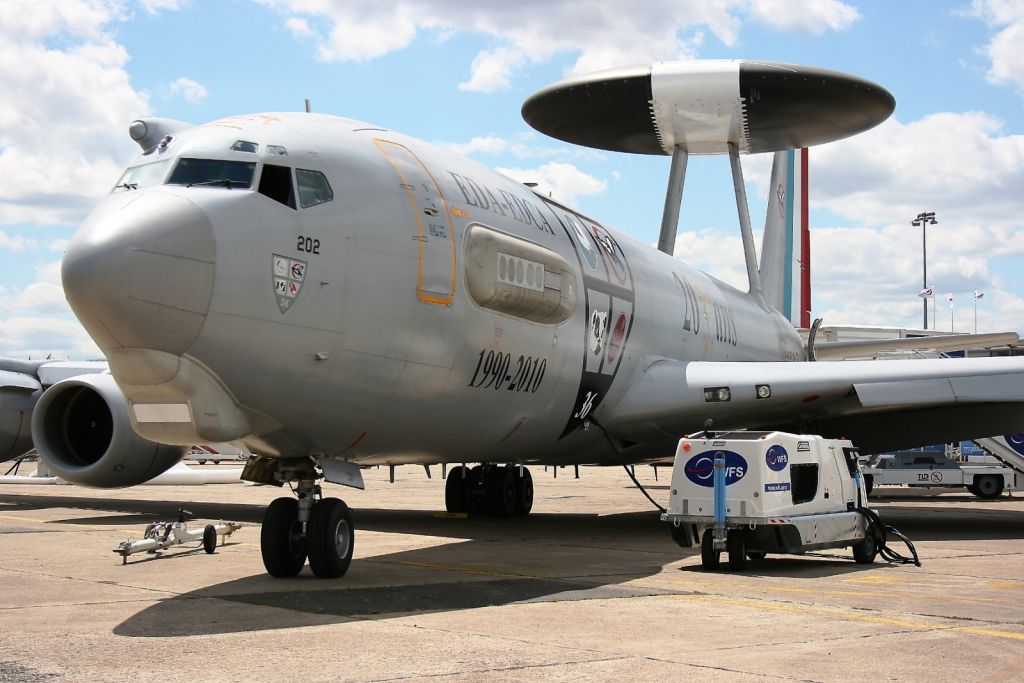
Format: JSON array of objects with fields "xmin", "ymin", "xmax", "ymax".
[
  {"xmin": 304, "ymin": 98, "xmax": 312, "ymax": 113},
  {"xmin": 521, "ymin": 60, "xmax": 895, "ymax": 309}
]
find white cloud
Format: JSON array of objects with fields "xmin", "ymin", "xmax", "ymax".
[
  {"xmin": 458, "ymin": 47, "xmax": 528, "ymax": 93},
  {"xmin": 495, "ymin": 162, "xmax": 606, "ymax": 206},
  {"xmin": 285, "ymin": 16, "xmax": 313, "ymax": 38},
  {"xmin": 972, "ymin": 0, "xmax": 1024, "ymax": 93},
  {"xmin": 810, "ymin": 112, "xmax": 1024, "ymax": 230},
  {"xmin": 0, "ymin": 315, "xmax": 101, "ymax": 360},
  {"xmin": 139, "ymin": 0, "xmax": 185, "ymax": 13},
  {"xmin": 257, "ymin": 0, "xmax": 859, "ymax": 88},
  {"xmin": 0, "ymin": 230, "xmax": 39, "ymax": 251},
  {"xmin": 168, "ymin": 76, "xmax": 208, "ymax": 104},
  {"xmin": 438, "ymin": 133, "xmax": 604, "ymax": 162},
  {"xmin": 747, "ymin": 0, "xmax": 859, "ymax": 33},
  {"xmin": 0, "ymin": 0, "xmax": 150, "ymax": 224}
]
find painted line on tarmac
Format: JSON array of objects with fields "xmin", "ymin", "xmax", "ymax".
[{"xmin": 672, "ymin": 594, "xmax": 1024, "ymax": 642}]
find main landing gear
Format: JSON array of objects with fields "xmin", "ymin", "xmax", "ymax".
[
  {"xmin": 261, "ymin": 477, "xmax": 354, "ymax": 578},
  {"xmin": 444, "ymin": 464, "xmax": 533, "ymax": 516}
]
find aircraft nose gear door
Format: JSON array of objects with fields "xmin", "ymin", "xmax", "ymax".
[{"xmin": 374, "ymin": 140, "xmax": 457, "ymax": 305}]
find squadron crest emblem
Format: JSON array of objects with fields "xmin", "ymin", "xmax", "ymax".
[{"xmin": 272, "ymin": 254, "xmax": 307, "ymax": 313}]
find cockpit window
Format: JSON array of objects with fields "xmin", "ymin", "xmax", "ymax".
[
  {"xmin": 111, "ymin": 160, "xmax": 170, "ymax": 193},
  {"xmin": 167, "ymin": 158, "xmax": 256, "ymax": 188},
  {"xmin": 230, "ymin": 140, "xmax": 259, "ymax": 153},
  {"xmin": 258, "ymin": 164, "xmax": 296, "ymax": 209},
  {"xmin": 296, "ymin": 169, "xmax": 333, "ymax": 208}
]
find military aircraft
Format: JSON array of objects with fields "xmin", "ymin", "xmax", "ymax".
[{"xmin": 36, "ymin": 60, "xmax": 1024, "ymax": 578}]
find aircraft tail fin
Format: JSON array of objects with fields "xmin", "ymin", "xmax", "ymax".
[{"xmin": 759, "ymin": 148, "xmax": 809, "ymax": 327}]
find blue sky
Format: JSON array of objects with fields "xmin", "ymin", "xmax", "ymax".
[{"xmin": 2, "ymin": 0, "xmax": 1023, "ymax": 358}]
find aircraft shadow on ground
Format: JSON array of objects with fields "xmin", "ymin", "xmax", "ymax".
[{"xmin": 2, "ymin": 492, "xmax": 1022, "ymax": 638}]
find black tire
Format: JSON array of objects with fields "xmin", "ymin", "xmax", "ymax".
[
  {"xmin": 966, "ymin": 483, "xmax": 980, "ymax": 496},
  {"xmin": 445, "ymin": 465, "xmax": 468, "ymax": 513},
  {"xmin": 261, "ymin": 497, "xmax": 307, "ymax": 577},
  {"xmin": 307, "ymin": 498, "xmax": 355, "ymax": 579},
  {"xmin": 197, "ymin": 459, "xmax": 207, "ymax": 465},
  {"xmin": 466, "ymin": 466, "xmax": 486, "ymax": 514},
  {"xmin": 700, "ymin": 529, "xmax": 720, "ymax": 570},
  {"xmin": 853, "ymin": 527, "xmax": 878, "ymax": 564},
  {"xmin": 485, "ymin": 466, "xmax": 517, "ymax": 517},
  {"xmin": 670, "ymin": 523, "xmax": 692, "ymax": 548},
  {"xmin": 727, "ymin": 531, "xmax": 747, "ymax": 570},
  {"xmin": 863, "ymin": 474, "xmax": 874, "ymax": 497},
  {"xmin": 972, "ymin": 475, "xmax": 1004, "ymax": 499},
  {"xmin": 746, "ymin": 550, "xmax": 767, "ymax": 561},
  {"xmin": 202, "ymin": 524, "xmax": 217, "ymax": 554},
  {"xmin": 514, "ymin": 466, "xmax": 534, "ymax": 516}
]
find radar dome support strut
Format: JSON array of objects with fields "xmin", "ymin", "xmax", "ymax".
[{"xmin": 657, "ymin": 145, "xmax": 688, "ymax": 256}]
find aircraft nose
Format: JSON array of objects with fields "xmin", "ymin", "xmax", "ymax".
[{"xmin": 62, "ymin": 192, "xmax": 215, "ymax": 355}]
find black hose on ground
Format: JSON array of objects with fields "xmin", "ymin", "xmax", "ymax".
[{"xmin": 857, "ymin": 506, "xmax": 921, "ymax": 566}]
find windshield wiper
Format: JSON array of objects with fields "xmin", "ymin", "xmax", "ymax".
[
  {"xmin": 114, "ymin": 182, "xmax": 139, "ymax": 191},
  {"xmin": 186, "ymin": 179, "xmax": 247, "ymax": 188}
]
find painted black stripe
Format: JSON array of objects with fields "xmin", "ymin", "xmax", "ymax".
[
  {"xmin": 521, "ymin": 70, "xmax": 661, "ymax": 155},
  {"xmin": 739, "ymin": 63, "xmax": 895, "ymax": 153}
]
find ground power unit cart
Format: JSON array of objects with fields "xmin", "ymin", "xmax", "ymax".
[{"xmin": 662, "ymin": 431, "xmax": 919, "ymax": 570}]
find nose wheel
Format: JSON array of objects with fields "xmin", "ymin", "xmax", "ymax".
[{"xmin": 261, "ymin": 478, "xmax": 355, "ymax": 579}]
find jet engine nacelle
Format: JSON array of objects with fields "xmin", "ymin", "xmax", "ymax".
[{"xmin": 31, "ymin": 373, "xmax": 185, "ymax": 487}]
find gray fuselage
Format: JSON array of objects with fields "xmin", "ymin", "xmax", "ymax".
[{"xmin": 62, "ymin": 113, "xmax": 804, "ymax": 466}]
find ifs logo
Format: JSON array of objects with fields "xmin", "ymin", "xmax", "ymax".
[{"xmin": 683, "ymin": 450, "xmax": 748, "ymax": 487}]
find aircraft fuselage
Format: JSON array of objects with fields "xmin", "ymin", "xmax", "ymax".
[{"xmin": 63, "ymin": 113, "xmax": 803, "ymax": 466}]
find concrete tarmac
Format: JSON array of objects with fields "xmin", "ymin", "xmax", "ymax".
[{"xmin": 1, "ymin": 465, "xmax": 1023, "ymax": 682}]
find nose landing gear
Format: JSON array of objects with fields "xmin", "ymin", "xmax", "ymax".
[{"xmin": 260, "ymin": 473, "xmax": 355, "ymax": 579}]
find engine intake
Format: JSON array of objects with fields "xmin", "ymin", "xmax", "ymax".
[{"xmin": 31, "ymin": 373, "xmax": 185, "ymax": 487}]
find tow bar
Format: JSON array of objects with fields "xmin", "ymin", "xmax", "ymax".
[{"xmin": 113, "ymin": 507, "xmax": 243, "ymax": 564}]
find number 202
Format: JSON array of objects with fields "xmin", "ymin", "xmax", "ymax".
[{"xmin": 298, "ymin": 236, "xmax": 320, "ymax": 254}]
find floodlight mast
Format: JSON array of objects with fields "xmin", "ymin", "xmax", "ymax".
[{"xmin": 911, "ymin": 211, "xmax": 938, "ymax": 329}]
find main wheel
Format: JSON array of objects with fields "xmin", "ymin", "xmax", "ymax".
[
  {"xmin": 485, "ymin": 466, "xmax": 517, "ymax": 517},
  {"xmin": 700, "ymin": 529, "xmax": 720, "ymax": 570},
  {"xmin": 202, "ymin": 524, "xmax": 217, "ymax": 554},
  {"xmin": 973, "ymin": 475, "xmax": 1004, "ymax": 499},
  {"xmin": 466, "ymin": 466, "xmax": 486, "ymax": 514},
  {"xmin": 261, "ymin": 497, "xmax": 307, "ymax": 577},
  {"xmin": 307, "ymin": 498, "xmax": 355, "ymax": 579},
  {"xmin": 445, "ymin": 465, "xmax": 468, "ymax": 513},
  {"xmin": 727, "ymin": 531, "xmax": 747, "ymax": 570},
  {"xmin": 853, "ymin": 526, "xmax": 878, "ymax": 564},
  {"xmin": 513, "ymin": 466, "xmax": 534, "ymax": 516}
]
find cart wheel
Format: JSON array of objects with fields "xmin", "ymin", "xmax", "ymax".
[
  {"xmin": 670, "ymin": 523, "xmax": 692, "ymax": 548},
  {"xmin": 853, "ymin": 526, "xmax": 878, "ymax": 564},
  {"xmin": 700, "ymin": 529, "xmax": 720, "ymax": 570},
  {"xmin": 727, "ymin": 531, "xmax": 747, "ymax": 570},
  {"xmin": 202, "ymin": 524, "xmax": 217, "ymax": 554},
  {"xmin": 746, "ymin": 550, "xmax": 767, "ymax": 562},
  {"xmin": 972, "ymin": 475, "xmax": 1004, "ymax": 499}
]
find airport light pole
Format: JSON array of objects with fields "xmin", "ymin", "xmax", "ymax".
[{"xmin": 911, "ymin": 212, "xmax": 937, "ymax": 329}]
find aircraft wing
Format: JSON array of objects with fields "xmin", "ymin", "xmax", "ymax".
[
  {"xmin": 0, "ymin": 370, "xmax": 42, "ymax": 392},
  {"xmin": 810, "ymin": 331, "xmax": 1019, "ymax": 360},
  {"xmin": 609, "ymin": 357, "xmax": 1024, "ymax": 454}
]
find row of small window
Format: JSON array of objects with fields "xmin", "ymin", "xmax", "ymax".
[{"xmin": 113, "ymin": 158, "xmax": 334, "ymax": 210}]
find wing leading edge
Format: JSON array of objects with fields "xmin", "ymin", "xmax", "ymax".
[{"xmin": 608, "ymin": 357, "xmax": 1024, "ymax": 454}]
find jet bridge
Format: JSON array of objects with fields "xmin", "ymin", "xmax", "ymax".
[{"xmin": 973, "ymin": 436, "xmax": 1024, "ymax": 479}]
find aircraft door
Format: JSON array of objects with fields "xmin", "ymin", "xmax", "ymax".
[{"xmin": 374, "ymin": 140, "xmax": 456, "ymax": 305}]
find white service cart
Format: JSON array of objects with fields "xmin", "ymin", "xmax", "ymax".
[{"xmin": 662, "ymin": 430, "xmax": 919, "ymax": 571}]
